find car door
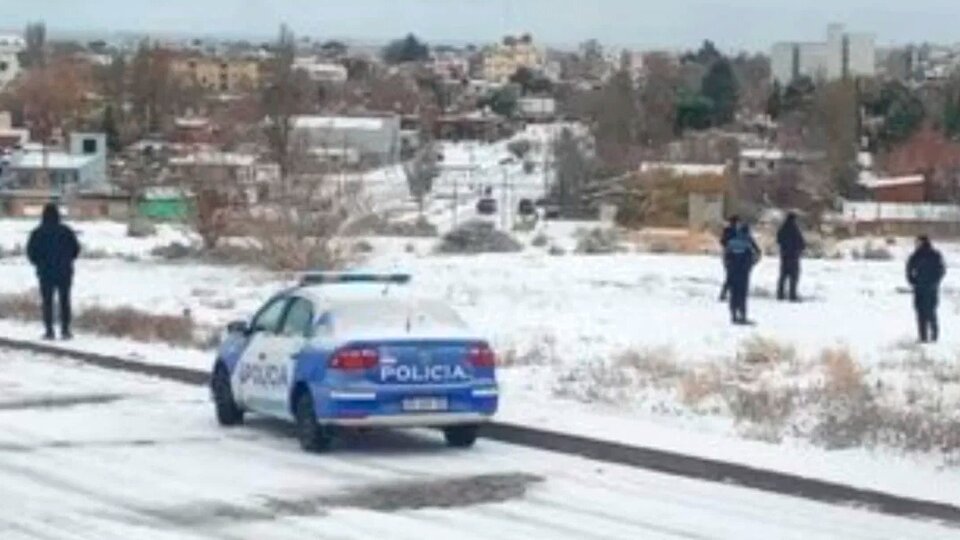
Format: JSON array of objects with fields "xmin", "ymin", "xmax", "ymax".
[
  {"xmin": 235, "ymin": 295, "xmax": 291, "ymax": 414},
  {"xmin": 266, "ymin": 296, "xmax": 316, "ymax": 420}
]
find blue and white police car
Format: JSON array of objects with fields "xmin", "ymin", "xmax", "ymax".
[{"xmin": 210, "ymin": 272, "xmax": 499, "ymax": 452}]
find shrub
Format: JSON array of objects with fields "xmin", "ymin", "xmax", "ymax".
[
  {"xmin": 737, "ymin": 336, "xmax": 796, "ymax": 366},
  {"xmin": 531, "ymin": 232, "xmax": 549, "ymax": 247},
  {"xmin": 151, "ymin": 242, "xmax": 197, "ymax": 260},
  {"xmin": 374, "ymin": 216, "xmax": 439, "ymax": 237},
  {"xmin": 0, "ymin": 292, "xmax": 208, "ymax": 348},
  {"xmin": 548, "ymin": 245, "xmax": 566, "ymax": 256},
  {"xmin": 575, "ymin": 228, "xmax": 621, "ymax": 255},
  {"xmin": 127, "ymin": 218, "xmax": 157, "ymax": 238},
  {"xmin": 436, "ymin": 220, "xmax": 523, "ymax": 254},
  {"xmin": 352, "ymin": 240, "xmax": 375, "ymax": 254}
]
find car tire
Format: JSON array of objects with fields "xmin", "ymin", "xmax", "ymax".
[
  {"xmin": 295, "ymin": 392, "xmax": 332, "ymax": 453},
  {"xmin": 212, "ymin": 366, "xmax": 244, "ymax": 426},
  {"xmin": 443, "ymin": 424, "xmax": 479, "ymax": 448}
]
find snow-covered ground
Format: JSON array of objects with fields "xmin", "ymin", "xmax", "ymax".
[
  {"xmin": 1, "ymin": 351, "xmax": 954, "ymax": 539},
  {"xmin": 3, "ymin": 221, "xmax": 960, "ymax": 506}
]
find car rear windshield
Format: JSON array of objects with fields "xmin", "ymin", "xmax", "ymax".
[{"xmin": 330, "ymin": 299, "xmax": 468, "ymax": 336}]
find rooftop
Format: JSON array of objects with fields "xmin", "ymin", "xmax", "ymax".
[
  {"xmin": 8, "ymin": 152, "xmax": 97, "ymax": 170},
  {"xmin": 292, "ymin": 115, "xmax": 390, "ymax": 131},
  {"xmin": 169, "ymin": 152, "xmax": 257, "ymax": 167}
]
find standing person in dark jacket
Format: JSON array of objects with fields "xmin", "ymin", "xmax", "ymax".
[
  {"xmin": 776, "ymin": 212, "xmax": 806, "ymax": 302},
  {"xmin": 26, "ymin": 204, "xmax": 80, "ymax": 340},
  {"xmin": 719, "ymin": 215, "xmax": 740, "ymax": 301},
  {"xmin": 725, "ymin": 223, "xmax": 761, "ymax": 325},
  {"xmin": 906, "ymin": 236, "xmax": 946, "ymax": 343}
]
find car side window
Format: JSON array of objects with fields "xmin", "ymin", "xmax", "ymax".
[
  {"xmin": 280, "ymin": 298, "xmax": 314, "ymax": 337},
  {"xmin": 251, "ymin": 297, "xmax": 289, "ymax": 334}
]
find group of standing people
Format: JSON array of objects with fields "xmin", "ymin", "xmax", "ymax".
[{"xmin": 719, "ymin": 212, "xmax": 947, "ymax": 343}]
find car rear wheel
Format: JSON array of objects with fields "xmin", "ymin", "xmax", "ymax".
[
  {"xmin": 295, "ymin": 392, "xmax": 332, "ymax": 453},
  {"xmin": 443, "ymin": 424, "xmax": 479, "ymax": 448},
  {"xmin": 212, "ymin": 366, "xmax": 244, "ymax": 426}
]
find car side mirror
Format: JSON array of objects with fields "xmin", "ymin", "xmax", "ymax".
[{"xmin": 227, "ymin": 320, "xmax": 250, "ymax": 335}]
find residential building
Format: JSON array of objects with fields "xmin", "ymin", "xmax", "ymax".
[
  {"xmin": 168, "ymin": 151, "xmax": 279, "ymax": 205},
  {"xmin": 858, "ymin": 175, "xmax": 926, "ymax": 203},
  {"xmin": 771, "ymin": 24, "xmax": 875, "ymax": 84},
  {"xmin": 516, "ymin": 96, "xmax": 556, "ymax": 121},
  {"xmin": 738, "ymin": 148, "xmax": 812, "ymax": 177},
  {"xmin": 171, "ymin": 56, "xmax": 260, "ymax": 92},
  {"xmin": 291, "ymin": 115, "xmax": 401, "ymax": 164},
  {"xmin": 432, "ymin": 51, "xmax": 470, "ymax": 80},
  {"xmin": 1, "ymin": 133, "xmax": 108, "ymax": 194},
  {"xmin": 293, "ymin": 57, "xmax": 348, "ymax": 84},
  {"xmin": 0, "ymin": 112, "xmax": 29, "ymax": 150},
  {"xmin": 482, "ymin": 34, "xmax": 544, "ymax": 83},
  {"xmin": 0, "ymin": 34, "xmax": 24, "ymax": 89}
]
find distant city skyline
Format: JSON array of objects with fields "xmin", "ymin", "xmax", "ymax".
[{"xmin": 1, "ymin": 1, "xmax": 959, "ymax": 51}]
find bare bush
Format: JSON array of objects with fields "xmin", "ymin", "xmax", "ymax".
[
  {"xmin": 548, "ymin": 245, "xmax": 567, "ymax": 256},
  {"xmin": 151, "ymin": 242, "xmax": 198, "ymax": 260},
  {"xmin": 679, "ymin": 365, "xmax": 724, "ymax": 407},
  {"xmin": 0, "ymin": 292, "xmax": 208, "ymax": 348},
  {"xmin": 531, "ymin": 232, "xmax": 549, "ymax": 247},
  {"xmin": 498, "ymin": 334, "xmax": 559, "ymax": 367},
  {"xmin": 574, "ymin": 227, "xmax": 621, "ymax": 254},
  {"xmin": 374, "ymin": 216, "xmax": 439, "ymax": 237},
  {"xmin": 437, "ymin": 220, "xmax": 523, "ymax": 254},
  {"xmin": 737, "ymin": 336, "xmax": 797, "ymax": 366}
]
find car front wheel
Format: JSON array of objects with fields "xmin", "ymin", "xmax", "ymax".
[
  {"xmin": 295, "ymin": 392, "xmax": 332, "ymax": 453},
  {"xmin": 211, "ymin": 366, "xmax": 244, "ymax": 426},
  {"xmin": 443, "ymin": 424, "xmax": 479, "ymax": 448}
]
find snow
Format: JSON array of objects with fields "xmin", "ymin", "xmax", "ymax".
[
  {"xmin": 0, "ymin": 220, "xmax": 197, "ymax": 258},
  {"xmin": 840, "ymin": 201, "xmax": 960, "ymax": 223},
  {"xmin": 0, "ymin": 351, "xmax": 955, "ymax": 539},
  {"xmin": 859, "ymin": 175, "xmax": 925, "ymax": 189},
  {"xmin": 292, "ymin": 115, "xmax": 389, "ymax": 131}
]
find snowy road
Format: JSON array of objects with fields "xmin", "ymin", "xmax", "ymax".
[{"xmin": 0, "ymin": 352, "xmax": 955, "ymax": 540}]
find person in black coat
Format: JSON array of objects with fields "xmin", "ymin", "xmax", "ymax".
[
  {"xmin": 718, "ymin": 215, "xmax": 740, "ymax": 301},
  {"xmin": 906, "ymin": 236, "xmax": 946, "ymax": 343},
  {"xmin": 724, "ymin": 222, "xmax": 761, "ymax": 325},
  {"xmin": 26, "ymin": 204, "xmax": 80, "ymax": 340},
  {"xmin": 776, "ymin": 212, "xmax": 806, "ymax": 302}
]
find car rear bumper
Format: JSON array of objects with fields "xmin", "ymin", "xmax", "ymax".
[
  {"xmin": 314, "ymin": 384, "xmax": 498, "ymax": 425},
  {"xmin": 329, "ymin": 412, "xmax": 493, "ymax": 427}
]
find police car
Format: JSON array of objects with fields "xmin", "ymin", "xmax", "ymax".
[{"xmin": 209, "ymin": 272, "xmax": 499, "ymax": 452}]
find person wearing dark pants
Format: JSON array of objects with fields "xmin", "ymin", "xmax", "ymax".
[
  {"xmin": 724, "ymin": 223, "xmax": 761, "ymax": 325},
  {"xmin": 907, "ymin": 236, "xmax": 945, "ymax": 343},
  {"xmin": 719, "ymin": 216, "xmax": 740, "ymax": 301},
  {"xmin": 776, "ymin": 212, "xmax": 806, "ymax": 302},
  {"xmin": 26, "ymin": 204, "xmax": 80, "ymax": 340}
]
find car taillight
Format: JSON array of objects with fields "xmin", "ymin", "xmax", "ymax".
[
  {"xmin": 468, "ymin": 344, "xmax": 496, "ymax": 368},
  {"xmin": 331, "ymin": 347, "xmax": 379, "ymax": 370}
]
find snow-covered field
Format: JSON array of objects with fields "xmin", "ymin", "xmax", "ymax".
[
  {"xmin": 3, "ymin": 218, "xmax": 960, "ymax": 506},
  {"xmin": 1, "ymin": 351, "xmax": 954, "ymax": 539},
  {"xmin": 3, "ymin": 123, "xmax": 960, "ymax": 510}
]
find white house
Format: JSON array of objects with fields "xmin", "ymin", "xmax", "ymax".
[
  {"xmin": 0, "ymin": 34, "xmax": 24, "ymax": 90},
  {"xmin": 293, "ymin": 57, "xmax": 348, "ymax": 84},
  {"xmin": 1, "ymin": 133, "xmax": 108, "ymax": 194},
  {"xmin": 517, "ymin": 97, "xmax": 557, "ymax": 121},
  {"xmin": 291, "ymin": 115, "xmax": 401, "ymax": 164}
]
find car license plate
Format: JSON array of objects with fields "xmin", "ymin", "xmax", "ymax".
[{"xmin": 402, "ymin": 397, "xmax": 448, "ymax": 412}]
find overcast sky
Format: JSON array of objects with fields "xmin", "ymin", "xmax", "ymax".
[{"xmin": 1, "ymin": 0, "xmax": 958, "ymax": 51}]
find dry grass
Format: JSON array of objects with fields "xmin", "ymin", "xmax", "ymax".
[
  {"xmin": 498, "ymin": 334, "xmax": 559, "ymax": 367},
  {"xmin": 631, "ymin": 229, "xmax": 718, "ymax": 255},
  {"xmin": 0, "ymin": 291, "xmax": 209, "ymax": 348},
  {"xmin": 679, "ymin": 365, "xmax": 724, "ymax": 407},
  {"xmin": 737, "ymin": 336, "xmax": 797, "ymax": 367},
  {"xmin": 821, "ymin": 348, "xmax": 866, "ymax": 398}
]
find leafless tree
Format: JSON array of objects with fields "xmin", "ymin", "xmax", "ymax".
[{"xmin": 404, "ymin": 142, "xmax": 440, "ymax": 216}]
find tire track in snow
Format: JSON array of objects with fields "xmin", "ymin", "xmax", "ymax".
[{"xmin": 3, "ymin": 338, "xmax": 960, "ymax": 526}]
